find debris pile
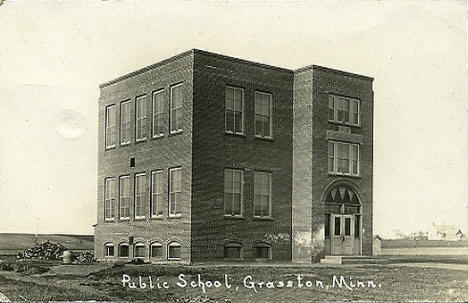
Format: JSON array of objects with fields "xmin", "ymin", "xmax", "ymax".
[
  {"xmin": 73, "ymin": 251, "xmax": 95, "ymax": 264},
  {"xmin": 16, "ymin": 241, "xmax": 66, "ymax": 260}
]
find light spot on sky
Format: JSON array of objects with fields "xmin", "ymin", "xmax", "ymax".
[{"xmin": 54, "ymin": 109, "xmax": 87, "ymax": 140}]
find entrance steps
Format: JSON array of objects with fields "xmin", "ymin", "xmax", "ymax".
[{"xmin": 320, "ymin": 255, "xmax": 387, "ymax": 265}]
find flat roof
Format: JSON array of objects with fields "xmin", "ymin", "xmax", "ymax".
[{"xmin": 99, "ymin": 48, "xmax": 373, "ymax": 88}]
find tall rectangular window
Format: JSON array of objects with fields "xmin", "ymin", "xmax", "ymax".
[
  {"xmin": 105, "ymin": 105, "xmax": 117, "ymax": 149},
  {"xmin": 224, "ymin": 169, "xmax": 243, "ymax": 217},
  {"xmin": 169, "ymin": 167, "xmax": 182, "ymax": 216},
  {"xmin": 119, "ymin": 176, "xmax": 130, "ymax": 220},
  {"xmin": 254, "ymin": 92, "xmax": 272, "ymax": 138},
  {"xmin": 135, "ymin": 95, "xmax": 148, "ymax": 141},
  {"xmin": 328, "ymin": 95, "xmax": 360, "ymax": 126},
  {"xmin": 152, "ymin": 90, "xmax": 164, "ymax": 138},
  {"xmin": 104, "ymin": 178, "xmax": 116, "ymax": 220},
  {"xmin": 170, "ymin": 84, "xmax": 183, "ymax": 133},
  {"xmin": 151, "ymin": 170, "xmax": 164, "ymax": 217},
  {"xmin": 328, "ymin": 141, "xmax": 360, "ymax": 176},
  {"xmin": 134, "ymin": 173, "xmax": 146, "ymax": 219},
  {"xmin": 254, "ymin": 172, "xmax": 272, "ymax": 218},
  {"xmin": 225, "ymin": 86, "xmax": 244, "ymax": 134},
  {"xmin": 120, "ymin": 100, "xmax": 131, "ymax": 145}
]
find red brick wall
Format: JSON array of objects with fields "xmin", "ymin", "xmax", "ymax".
[
  {"xmin": 94, "ymin": 52, "xmax": 194, "ymax": 263},
  {"xmin": 191, "ymin": 51, "xmax": 294, "ymax": 262}
]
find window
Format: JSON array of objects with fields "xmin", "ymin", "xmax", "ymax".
[
  {"xmin": 167, "ymin": 242, "xmax": 181, "ymax": 260},
  {"xmin": 225, "ymin": 86, "xmax": 244, "ymax": 134},
  {"xmin": 152, "ymin": 90, "xmax": 165, "ymax": 137},
  {"xmin": 324, "ymin": 214, "xmax": 330, "ymax": 239},
  {"xmin": 151, "ymin": 242, "xmax": 163, "ymax": 258},
  {"xmin": 134, "ymin": 173, "xmax": 146, "ymax": 219},
  {"xmin": 105, "ymin": 105, "xmax": 117, "ymax": 149},
  {"xmin": 169, "ymin": 167, "xmax": 182, "ymax": 216},
  {"xmin": 254, "ymin": 91, "xmax": 272, "ymax": 138},
  {"xmin": 328, "ymin": 141, "xmax": 360, "ymax": 176},
  {"xmin": 170, "ymin": 84, "xmax": 183, "ymax": 133},
  {"xmin": 104, "ymin": 178, "xmax": 116, "ymax": 221},
  {"xmin": 120, "ymin": 100, "xmax": 131, "ymax": 145},
  {"xmin": 224, "ymin": 169, "xmax": 243, "ymax": 217},
  {"xmin": 136, "ymin": 95, "xmax": 148, "ymax": 141},
  {"xmin": 119, "ymin": 176, "xmax": 130, "ymax": 220},
  {"xmin": 134, "ymin": 243, "xmax": 146, "ymax": 258},
  {"xmin": 254, "ymin": 172, "xmax": 272, "ymax": 218},
  {"xmin": 253, "ymin": 243, "xmax": 271, "ymax": 259},
  {"xmin": 104, "ymin": 243, "xmax": 114, "ymax": 257},
  {"xmin": 151, "ymin": 170, "xmax": 164, "ymax": 217},
  {"xmin": 224, "ymin": 243, "xmax": 242, "ymax": 259},
  {"xmin": 119, "ymin": 243, "xmax": 129, "ymax": 257},
  {"xmin": 334, "ymin": 217, "xmax": 341, "ymax": 236},
  {"xmin": 328, "ymin": 95, "xmax": 360, "ymax": 126},
  {"xmin": 355, "ymin": 215, "xmax": 361, "ymax": 238},
  {"xmin": 345, "ymin": 217, "xmax": 351, "ymax": 236}
]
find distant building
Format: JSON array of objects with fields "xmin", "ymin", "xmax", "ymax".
[
  {"xmin": 429, "ymin": 223, "xmax": 465, "ymax": 241},
  {"xmin": 94, "ymin": 49, "xmax": 374, "ymax": 263}
]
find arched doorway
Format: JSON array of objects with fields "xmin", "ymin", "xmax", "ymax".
[{"xmin": 324, "ymin": 184, "xmax": 361, "ymax": 255}]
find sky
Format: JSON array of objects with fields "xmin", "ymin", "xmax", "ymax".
[{"xmin": 0, "ymin": 0, "xmax": 467, "ymax": 238}]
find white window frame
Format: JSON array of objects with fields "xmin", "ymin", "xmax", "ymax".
[
  {"xmin": 328, "ymin": 94, "xmax": 360, "ymax": 126},
  {"xmin": 118, "ymin": 243, "xmax": 130, "ymax": 258},
  {"xmin": 151, "ymin": 170, "xmax": 164, "ymax": 218},
  {"xmin": 225, "ymin": 86, "xmax": 244, "ymax": 135},
  {"xmin": 254, "ymin": 91, "xmax": 273, "ymax": 139},
  {"xmin": 104, "ymin": 177, "xmax": 116, "ymax": 221},
  {"xmin": 134, "ymin": 173, "xmax": 146, "ymax": 219},
  {"xmin": 150, "ymin": 242, "xmax": 163, "ymax": 259},
  {"xmin": 224, "ymin": 169, "xmax": 244, "ymax": 218},
  {"xmin": 120, "ymin": 100, "xmax": 131, "ymax": 145},
  {"xmin": 104, "ymin": 243, "xmax": 115, "ymax": 257},
  {"xmin": 135, "ymin": 95, "xmax": 148, "ymax": 142},
  {"xmin": 167, "ymin": 241, "xmax": 181, "ymax": 260},
  {"xmin": 168, "ymin": 167, "xmax": 182, "ymax": 217},
  {"xmin": 105, "ymin": 105, "xmax": 117, "ymax": 149},
  {"xmin": 328, "ymin": 141, "xmax": 360, "ymax": 176},
  {"xmin": 133, "ymin": 242, "xmax": 146, "ymax": 259},
  {"xmin": 119, "ymin": 175, "xmax": 130, "ymax": 220},
  {"xmin": 152, "ymin": 89, "xmax": 165, "ymax": 138},
  {"xmin": 169, "ymin": 83, "xmax": 183, "ymax": 134},
  {"xmin": 253, "ymin": 171, "xmax": 272, "ymax": 218}
]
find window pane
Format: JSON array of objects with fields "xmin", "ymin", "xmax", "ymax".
[
  {"xmin": 153, "ymin": 91, "xmax": 164, "ymax": 136},
  {"xmin": 328, "ymin": 96, "xmax": 335, "ymax": 121},
  {"xmin": 352, "ymin": 145, "xmax": 359, "ymax": 175},
  {"xmin": 337, "ymin": 143, "xmax": 350, "ymax": 173},
  {"xmin": 224, "ymin": 246, "xmax": 241, "ymax": 259},
  {"xmin": 106, "ymin": 105, "xmax": 116, "ymax": 147},
  {"xmin": 225, "ymin": 87, "xmax": 234, "ymax": 110},
  {"xmin": 151, "ymin": 245, "xmax": 162, "ymax": 258},
  {"xmin": 170, "ymin": 168, "xmax": 182, "ymax": 215},
  {"xmin": 254, "ymin": 246, "xmax": 270, "ymax": 259},
  {"xmin": 324, "ymin": 214, "xmax": 330, "ymax": 238},
  {"xmin": 136, "ymin": 96, "xmax": 147, "ymax": 140},
  {"xmin": 328, "ymin": 142, "xmax": 335, "ymax": 172},
  {"xmin": 168, "ymin": 244, "xmax": 181, "ymax": 259},
  {"xmin": 254, "ymin": 172, "xmax": 271, "ymax": 217},
  {"xmin": 105, "ymin": 245, "xmax": 114, "ymax": 256},
  {"xmin": 234, "ymin": 111, "xmax": 242, "ymax": 133},
  {"xmin": 334, "ymin": 217, "xmax": 341, "ymax": 236},
  {"xmin": 152, "ymin": 172, "xmax": 163, "ymax": 216},
  {"xmin": 119, "ymin": 245, "xmax": 129, "ymax": 257},
  {"xmin": 120, "ymin": 177, "xmax": 130, "ymax": 218},
  {"xmin": 355, "ymin": 215, "xmax": 360, "ymax": 238},
  {"xmin": 170, "ymin": 85, "xmax": 183, "ymax": 132},
  {"xmin": 134, "ymin": 245, "xmax": 145, "ymax": 258},
  {"xmin": 345, "ymin": 218, "xmax": 351, "ymax": 236},
  {"xmin": 225, "ymin": 110, "xmax": 234, "ymax": 132},
  {"xmin": 351, "ymin": 100, "xmax": 359, "ymax": 125},
  {"xmin": 135, "ymin": 174, "xmax": 145, "ymax": 217}
]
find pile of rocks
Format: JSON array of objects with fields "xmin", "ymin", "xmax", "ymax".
[
  {"xmin": 73, "ymin": 251, "xmax": 95, "ymax": 264},
  {"xmin": 16, "ymin": 241, "xmax": 66, "ymax": 260}
]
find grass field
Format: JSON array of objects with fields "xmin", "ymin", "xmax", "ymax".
[
  {"xmin": 0, "ymin": 233, "xmax": 94, "ymax": 255},
  {"xmin": 0, "ymin": 256, "xmax": 467, "ymax": 302}
]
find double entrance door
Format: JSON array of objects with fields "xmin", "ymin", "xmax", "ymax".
[{"xmin": 331, "ymin": 214, "xmax": 355, "ymax": 255}]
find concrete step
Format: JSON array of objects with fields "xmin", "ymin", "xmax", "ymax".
[{"xmin": 321, "ymin": 255, "xmax": 387, "ymax": 265}]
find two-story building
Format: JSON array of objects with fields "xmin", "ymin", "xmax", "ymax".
[{"xmin": 94, "ymin": 49, "xmax": 374, "ymax": 263}]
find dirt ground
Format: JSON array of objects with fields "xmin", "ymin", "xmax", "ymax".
[{"xmin": 0, "ymin": 256, "xmax": 467, "ymax": 302}]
